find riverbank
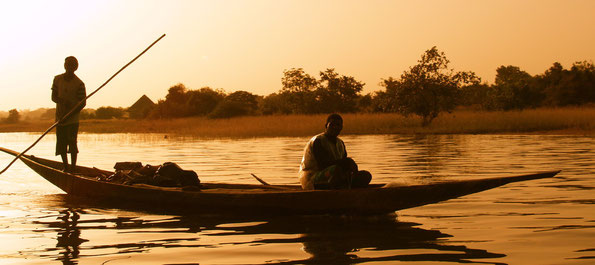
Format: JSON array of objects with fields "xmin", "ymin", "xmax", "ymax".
[{"xmin": 1, "ymin": 107, "xmax": 594, "ymax": 137}]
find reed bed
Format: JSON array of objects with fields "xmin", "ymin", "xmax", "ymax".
[{"xmin": 1, "ymin": 107, "xmax": 594, "ymax": 137}]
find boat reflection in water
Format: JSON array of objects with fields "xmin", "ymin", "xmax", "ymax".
[{"xmin": 31, "ymin": 195, "xmax": 505, "ymax": 265}]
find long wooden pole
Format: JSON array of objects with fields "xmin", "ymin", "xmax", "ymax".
[{"xmin": 0, "ymin": 34, "xmax": 166, "ymax": 175}]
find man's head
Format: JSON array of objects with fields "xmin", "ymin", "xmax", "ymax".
[
  {"xmin": 64, "ymin": 56, "xmax": 78, "ymax": 74},
  {"xmin": 324, "ymin": 113, "xmax": 343, "ymax": 137}
]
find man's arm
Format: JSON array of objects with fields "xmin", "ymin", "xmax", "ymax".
[
  {"xmin": 51, "ymin": 77, "xmax": 60, "ymax": 103},
  {"xmin": 313, "ymin": 138, "xmax": 333, "ymax": 169}
]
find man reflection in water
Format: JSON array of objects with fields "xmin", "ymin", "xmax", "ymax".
[
  {"xmin": 56, "ymin": 209, "xmax": 86, "ymax": 264},
  {"xmin": 299, "ymin": 113, "xmax": 371, "ymax": 189},
  {"xmin": 52, "ymin": 56, "xmax": 86, "ymax": 173}
]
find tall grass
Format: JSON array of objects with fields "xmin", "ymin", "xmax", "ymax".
[
  {"xmin": 342, "ymin": 107, "xmax": 595, "ymax": 135},
  {"xmin": 1, "ymin": 107, "xmax": 594, "ymax": 137},
  {"xmin": 423, "ymin": 107, "xmax": 595, "ymax": 134}
]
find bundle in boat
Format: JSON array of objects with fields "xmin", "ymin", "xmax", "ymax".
[{"xmin": 99, "ymin": 161, "xmax": 200, "ymax": 189}]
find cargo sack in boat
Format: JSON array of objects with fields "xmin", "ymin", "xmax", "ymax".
[
  {"xmin": 179, "ymin": 170, "xmax": 200, "ymax": 187},
  {"xmin": 124, "ymin": 169, "xmax": 154, "ymax": 185},
  {"xmin": 114, "ymin": 162, "xmax": 143, "ymax": 171},
  {"xmin": 136, "ymin": 164, "xmax": 160, "ymax": 177},
  {"xmin": 153, "ymin": 162, "xmax": 200, "ymax": 187},
  {"xmin": 110, "ymin": 162, "xmax": 154, "ymax": 185},
  {"xmin": 106, "ymin": 171, "xmax": 130, "ymax": 184}
]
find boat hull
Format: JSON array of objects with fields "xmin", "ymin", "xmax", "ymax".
[{"xmin": 1, "ymin": 147, "xmax": 560, "ymax": 215}]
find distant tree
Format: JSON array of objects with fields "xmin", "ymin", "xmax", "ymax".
[
  {"xmin": 281, "ymin": 68, "xmax": 319, "ymax": 93},
  {"xmin": 165, "ymin": 83, "xmax": 191, "ymax": 117},
  {"xmin": 95, "ymin": 107, "xmax": 125, "ymax": 119},
  {"xmin": 5, "ymin": 109, "xmax": 20, "ymax": 123},
  {"xmin": 458, "ymin": 83, "xmax": 491, "ymax": 109},
  {"xmin": 186, "ymin": 87, "xmax": 226, "ymax": 116},
  {"xmin": 18, "ymin": 108, "xmax": 51, "ymax": 121},
  {"xmin": 226, "ymin": 91, "xmax": 260, "ymax": 111},
  {"xmin": 380, "ymin": 46, "xmax": 480, "ymax": 126},
  {"xmin": 280, "ymin": 68, "xmax": 318, "ymax": 114},
  {"xmin": 370, "ymin": 90, "xmax": 394, "ymax": 113},
  {"xmin": 148, "ymin": 99, "xmax": 167, "ymax": 119},
  {"xmin": 149, "ymin": 84, "xmax": 191, "ymax": 118},
  {"xmin": 149, "ymin": 84, "xmax": 231, "ymax": 118},
  {"xmin": 165, "ymin": 83, "xmax": 188, "ymax": 105},
  {"xmin": 260, "ymin": 93, "xmax": 293, "ymax": 115},
  {"xmin": 41, "ymin": 108, "xmax": 56, "ymax": 120},
  {"xmin": 273, "ymin": 68, "xmax": 366, "ymax": 114},
  {"xmin": 570, "ymin": 61, "xmax": 595, "ymax": 104},
  {"xmin": 208, "ymin": 91, "xmax": 260, "ymax": 118},
  {"xmin": 79, "ymin": 109, "xmax": 96, "ymax": 120},
  {"xmin": 487, "ymin": 65, "xmax": 539, "ymax": 110},
  {"xmin": 316, "ymin": 68, "xmax": 364, "ymax": 113},
  {"xmin": 538, "ymin": 61, "xmax": 595, "ymax": 106},
  {"xmin": 356, "ymin": 93, "xmax": 374, "ymax": 113}
]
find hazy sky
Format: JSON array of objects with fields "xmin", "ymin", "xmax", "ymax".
[{"xmin": 1, "ymin": 0, "xmax": 593, "ymax": 111}]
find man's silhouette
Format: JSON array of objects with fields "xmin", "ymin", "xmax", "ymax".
[{"xmin": 52, "ymin": 56, "xmax": 86, "ymax": 172}]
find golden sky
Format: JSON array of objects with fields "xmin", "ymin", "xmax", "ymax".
[{"xmin": 1, "ymin": 0, "xmax": 594, "ymax": 111}]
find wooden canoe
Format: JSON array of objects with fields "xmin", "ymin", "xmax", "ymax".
[{"xmin": 0, "ymin": 147, "xmax": 560, "ymax": 215}]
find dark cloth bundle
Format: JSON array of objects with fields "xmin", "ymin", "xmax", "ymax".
[
  {"xmin": 102, "ymin": 161, "xmax": 200, "ymax": 189},
  {"xmin": 153, "ymin": 162, "xmax": 200, "ymax": 187}
]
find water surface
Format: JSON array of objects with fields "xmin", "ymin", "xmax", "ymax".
[{"xmin": 0, "ymin": 133, "xmax": 593, "ymax": 264}]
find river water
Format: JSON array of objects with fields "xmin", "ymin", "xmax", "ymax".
[{"xmin": 0, "ymin": 133, "xmax": 593, "ymax": 265}]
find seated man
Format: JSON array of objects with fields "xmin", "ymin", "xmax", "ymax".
[{"xmin": 298, "ymin": 113, "xmax": 372, "ymax": 190}]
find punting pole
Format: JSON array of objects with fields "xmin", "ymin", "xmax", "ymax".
[
  {"xmin": 0, "ymin": 34, "xmax": 166, "ymax": 175},
  {"xmin": 251, "ymin": 173, "xmax": 270, "ymax": 185}
]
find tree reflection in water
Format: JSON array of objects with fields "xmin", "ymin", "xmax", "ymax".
[{"xmin": 33, "ymin": 198, "xmax": 505, "ymax": 265}]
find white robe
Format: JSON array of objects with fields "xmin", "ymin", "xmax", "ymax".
[{"xmin": 298, "ymin": 133, "xmax": 346, "ymax": 189}]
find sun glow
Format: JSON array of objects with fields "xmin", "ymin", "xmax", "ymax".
[{"xmin": 1, "ymin": 0, "xmax": 594, "ymax": 112}]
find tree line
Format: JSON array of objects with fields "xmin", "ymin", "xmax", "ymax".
[
  {"xmin": 3, "ymin": 46, "xmax": 593, "ymax": 125},
  {"xmin": 0, "ymin": 106, "xmax": 127, "ymax": 123},
  {"xmin": 146, "ymin": 46, "xmax": 593, "ymax": 125}
]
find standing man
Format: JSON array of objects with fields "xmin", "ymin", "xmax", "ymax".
[
  {"xmin": 52, "ymin": 56, "xmax": 86, "ymax": 172},
  {"xmin": 298, "ymin": 113, "xmax": 372, "ymax": 189}
]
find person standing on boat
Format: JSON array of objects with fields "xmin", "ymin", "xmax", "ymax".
[
  {"xmin": 51, "ymin": 56, "xmax": 86, "ymax": 172},
  {"xmin": 299, "ymin": 113, "xmax": 372, "ymax": 189}
]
